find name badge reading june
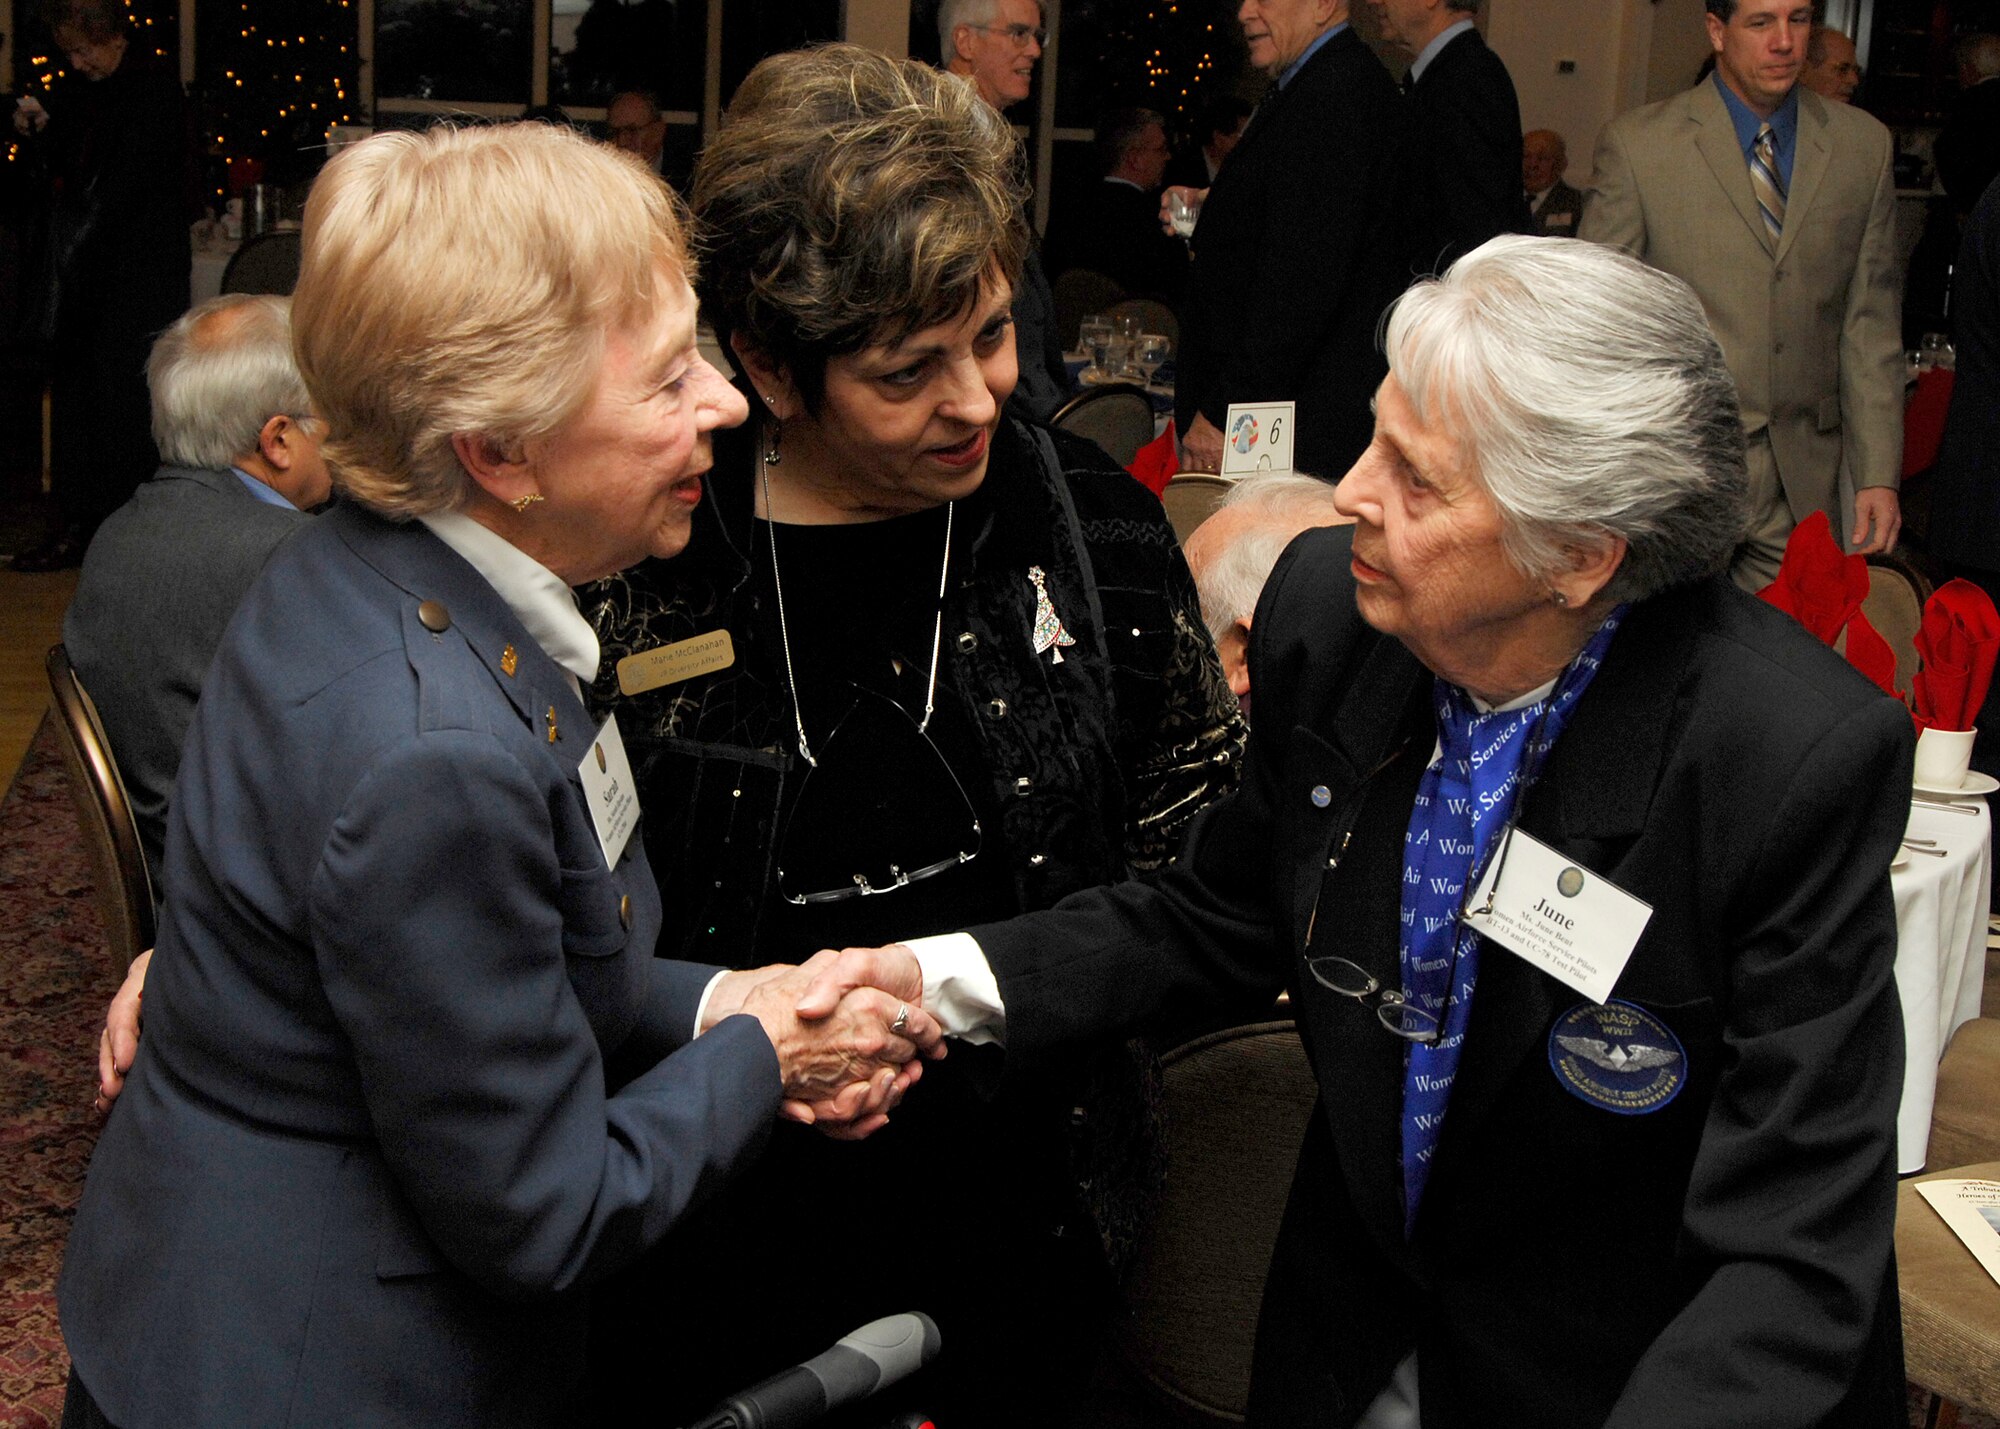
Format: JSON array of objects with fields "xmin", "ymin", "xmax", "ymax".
[
  {"xmin": 580, "ymin": 712, "xmax": 640, "ymax": 870},
  {"xmin": 1463, "ymin": 828, "xmax": 1652, "ymax": 1004},
  {"xmin": 616, "ymin": 630, "xmax": 736, "ymax": 696}
]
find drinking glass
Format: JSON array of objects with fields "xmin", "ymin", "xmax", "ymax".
[
  {"xmin": 1110, "ymin": 315, "xmax": 1142, "ymax": 379},
  {"xmin": 1078, "ymin": 314, "xmax": 1113, "ymax": 381},
  {"xmin": 1135, "ymin": 333, "xmax": 1171, "ymax": 387},
  {"xmin": 1166, "ymin": 189, "xmax": 1202, "ymax": 239}
]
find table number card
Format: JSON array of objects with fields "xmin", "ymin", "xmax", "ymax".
[{"xmin": 1221, "ymin": 401, "xmax": 1296, "ymax": 477}]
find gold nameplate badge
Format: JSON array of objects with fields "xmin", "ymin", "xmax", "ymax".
[{"xmin": 616, "ymin": 631, "xmax": 736, "ymax": 695}]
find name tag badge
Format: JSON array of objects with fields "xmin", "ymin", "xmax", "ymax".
[
  {"xmin": 1220, "ymin": 400, "xmax": 1296, "ymax": 476},
  {"xmin": 1463, "ymin": 828, "xmax": 1651, "ymax": 1003},
  {"xmin": 580, "ymin": 711, "xmax": 640, "ymax": 870},
  {"xmin": 616, "ymin": 630, "xmax": 736, "ymax": 695}
]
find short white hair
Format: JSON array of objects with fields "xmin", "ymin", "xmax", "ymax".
[
  {"xmin": 938, "ymin": 0, "xmax": 995, "ymax": 56},
  {"xmin": 147, "ymin": 295, "xmax": 311, "ymax": 470},
  {"xmin": 1194, "ymin": 471, "xmax": 1347, "ymax": 636},
  {"xmin": 1385, "ymin": 235, "xmax": 1748, "ymax": 602}
]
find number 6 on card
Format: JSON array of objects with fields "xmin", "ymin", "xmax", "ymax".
[{"xmin": 1221, "ymin": 401, "xmax": 1296, "ymax": 477}]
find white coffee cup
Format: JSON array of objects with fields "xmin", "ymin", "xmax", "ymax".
[{"xmin": 1913, "ymin": 725, "xmax": 1977, "ymax": 790}]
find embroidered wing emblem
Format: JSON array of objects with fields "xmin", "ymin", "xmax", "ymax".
[
  {"xmin": 1028, "ymin": 565, "xmax": 1076, "ymax": 664},
  {"xmin": 1555, "ymin": 1035, "xmax": 1680, "ymax": 1072}
]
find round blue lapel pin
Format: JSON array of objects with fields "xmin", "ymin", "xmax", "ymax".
[{"xmin": 1548, "ymin": 1000, "xmax": 1687, "ymax": 1115}]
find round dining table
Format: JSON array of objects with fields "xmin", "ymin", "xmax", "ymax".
[{"xmin": 1893, "ymin": 788, "xmax": 1993, "ymax": 1173}]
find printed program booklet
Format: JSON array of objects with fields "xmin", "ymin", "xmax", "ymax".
[{"xmin": 1915, "ymin": 1178, "xmax": 2000, "ymax": 1287}]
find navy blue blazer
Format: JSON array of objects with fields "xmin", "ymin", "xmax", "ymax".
[
  {"xmin": 59, "ymin": 503, "xmax": 781, "ymax": 1427},
  {"xmin": 972, "ymin": 524, "xmax": 1910, "ymax": 1427}
]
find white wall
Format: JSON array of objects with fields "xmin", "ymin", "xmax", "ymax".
[{"xmin": 1486, "ymin": 0, "xmax": 1656, "ymax": 185}]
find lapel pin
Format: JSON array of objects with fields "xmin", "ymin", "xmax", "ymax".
[
  {"xmin": 501, "ymin": 644, "xmax": 518, "ymax": 678},
  {"xmin": 546, "ymin": 706, "xmax": 559, "ymax": 744}
]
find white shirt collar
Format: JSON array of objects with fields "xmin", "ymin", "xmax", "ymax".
[
  {"xmin": 1105, "ymin": 175, "xmax": 1143, "ymax": 191},
  {"xmin": 1410, "ymin": 17, "xmax": 1476, "ymax": 84},
  {"xmin": 416, "ymin": 509, "xmax": 601, "ymax": 692}
]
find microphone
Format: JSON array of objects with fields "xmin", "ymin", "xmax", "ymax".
[{"xmin": 684, "ymin": 1312, "xmax": 941, "ymax": 1429}]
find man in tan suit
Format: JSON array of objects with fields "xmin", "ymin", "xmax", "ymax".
[{"xmin": 1582, "ymin": 0, "xmax": 1902, "ymax": 589}]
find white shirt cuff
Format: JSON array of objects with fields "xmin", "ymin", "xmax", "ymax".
[
  {"xmin": 692, "ymin": 968, "xmax": 730, "ymax": 1039},
  {"xmin": 902, "ymin": 933, "xmax": 1006, "ymax": 1047}
]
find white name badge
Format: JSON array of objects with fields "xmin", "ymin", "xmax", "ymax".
[
  {"xmin": 1220, "ymin": 400, "xmax": 1296, "ymax": 476},
  {"xmin": 1462, "ymin": 828, "xmax": 1651, "ymax": 1003},
  {"xmin": 579, "ymin": 712, "xmax": 640, "ymax": 870}
]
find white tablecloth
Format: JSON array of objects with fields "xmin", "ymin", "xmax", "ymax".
[{"xmin": 1892, "ymin": 795, "xmax": 1992, "ymax": 1172}]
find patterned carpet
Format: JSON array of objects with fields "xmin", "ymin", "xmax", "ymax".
[
  {"xmin": 0, "ymin": 718, "xmax": 106, "ymax": 1429},
  {"xmin": 0, "ymin": 712, "xmax": 1991, "ymax": 1427}
]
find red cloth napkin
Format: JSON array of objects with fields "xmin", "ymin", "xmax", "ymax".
[
  {"xmin": 1913, "ymin": 578, "xmax": 2000, "ymax": 732},
  {"xmin": 1756, "ymin": 510, "xmax": 1900, "ymax": 697},
  {"xmin": 1126, "ymin": 419, "xmax": 1178, "ymax": 498},
  {"xmin": 1902, "ymin": 368, "xmax": 1956, "ymax": 479}
]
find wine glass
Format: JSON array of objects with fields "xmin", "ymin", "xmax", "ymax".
[
  {"xmin": 1134, "ymin": 333, "xmax": 1171, "ymax": 388},
  {"xmin": 1077, "ymin": 314, "xmax": 1113, "ymax": 382},
  {"xmin": 1110, "ymin": 315, "xmax": 1141, "ymax": 379}
]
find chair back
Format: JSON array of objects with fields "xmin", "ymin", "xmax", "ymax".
[
  {"xmin": 1052, "ymin": 267, "xmax": 1129, "ymax": 349},
  {"xmin": 46, "ymin": 646, "xmax": 155, "ymax": 976},
  {"xmin": 1161, "ymin": 472, "xmax": 1234, "ymax": 545},
  {"xmin": 1112, "ymin": 1018, "xmax": 1319, "ymax": 1423},
  {"xmin": 1052, "ymin": 383, "xmax": 1158, "ymax": 467},
  {"xmin": 1106, "ymin": 295, "xmax": 1179, "ymax": 346},
  {"xmin": 221, "ymin": 230, "xmax": 303, "ymax": 295},
  {"xmin": 1859, "ymin": 551, "xmax": 1934, "ymax": 697}
]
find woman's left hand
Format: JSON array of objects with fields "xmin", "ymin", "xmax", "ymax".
[{"xmin": 96, "ymin": 948, "xmax": 151, "ymax": 1112}]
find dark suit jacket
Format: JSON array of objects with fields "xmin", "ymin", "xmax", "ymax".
[
  {"xmin": 1406, "ymin": 27, "xmax": 1529, "ymax": 273},
  {"xmin": 1176, "ymin": 28, "xmax": 1412, "ymax": 479},
  {"xmin": 1932, "ymin": 177, "xmax": 2000, "ymax": 575},
  {"xmin": 63, "ymin": 464, "xmax": 311, "ymax": 878},
  {"xmin": 1045, "ymin": 178, "xmax": 1188, "ymax": 309},
  {"xmin": 58, "ymin": 504, "xmax": 780, "ymax": 1427},
  {"xmin": 1526, "ymin": 178, "xmax": 1585, "ymax": 236},
  {"xmin": 1935, "ymin": 78, "xmax": 2000, "ymax": 215},
  {"xmin": 971, "ymin": 524, "xmax": 1909, "ymax": 1428},
  {"xmin": 1007, "ymin": 246, "xmax": 1070, "ymax": 423}
]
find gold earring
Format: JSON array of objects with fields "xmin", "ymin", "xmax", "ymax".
[{"xmin": 510, "ymin": 493, "xmax": 545, "ymax": 514}]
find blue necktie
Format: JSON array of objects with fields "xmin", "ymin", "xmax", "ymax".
[{"xmin": 1398, "ymin": 609, "xmax": 1625, "ymax": 1235}]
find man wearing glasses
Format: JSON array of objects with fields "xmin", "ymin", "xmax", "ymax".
[{"xmin": 941, "ymin": 0, "xmax": 1070, "ymax": 421}]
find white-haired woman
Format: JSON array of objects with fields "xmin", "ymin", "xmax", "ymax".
[
  {"xmin": 57, "ymin": 121, "xmax": 941, "ymax": 1429},
  {"xmin": 820, "ymin": 234, "xmax": 1914, "ymax": 1427}
]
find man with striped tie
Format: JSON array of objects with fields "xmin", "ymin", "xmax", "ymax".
[{"xmin": 1580, "ymin": 0, "xmax": 1902, "ymax": 590}]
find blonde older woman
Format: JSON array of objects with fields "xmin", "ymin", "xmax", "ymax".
[{"xmin": 57, "ymin": 121, "xmax": 939, "ymax": 1429}]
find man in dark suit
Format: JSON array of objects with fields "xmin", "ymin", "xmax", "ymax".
[
  {"xmin": 1168, "ymin": 0, "xmax": 1410, "ymax": 477},
  {"xmin": 64, "ymin": 294, "xmax": 325, "ymax": 879},
  {"xmin": 1522, "ymin": 128, "xmax": 1584, "ymax": 236},
  {"xmin": 1931, "ymin": 177, "xmax": 2000, "ymax": 774},
  {"xmin": 1936, "ymin": 34, "xmax": 2000, "ymax": 216},
  {"xmin": 805, "ymin": 235, "xmax": 1909, "ymax": 1429},
  {"xmin": 1045, "ymin": 107, "xmax": 1187, "ymax": 307},
  {"xmin": 1369, "ymin": 0, "xmax": 1527, "ymax": 271}
]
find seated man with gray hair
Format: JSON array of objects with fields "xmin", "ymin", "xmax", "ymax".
[
  {"xmin": 1182, "ymin": 470, "xmax": 1350, "ymax": 719},
  {"xmin": 64, "ymin": 294, "xmax": 328, "ymax": 879}
]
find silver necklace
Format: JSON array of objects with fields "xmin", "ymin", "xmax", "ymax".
[{"xmin": 758, "ymin": 435, "xmax": 953, "ymax": 768}]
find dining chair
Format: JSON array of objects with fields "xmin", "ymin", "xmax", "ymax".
[
  {"xmin": 220, "ymin": 230, "xmax": 303, "ymax": 296},
  {"xmin": 1109, "ymin": 1016, "xmax": 1318, "ymax": 1424},
  {"xmin": 46, "ymin": 645, "xmax": 155, "ymax": 978},
  {"xmin": 1897, "ymin": 1160, "xmax": 2000, "ymax": 1426},
  {"xmin": 1857, "ymin": 551, "xmax": 1934, "ymax": 698},
  {"xmin": 1105, "ymin": 295, "xmax": 1179, "ymax": 346},
  {"xmin": 1928, "ymin": 1017, "xmax": 2000, "ymax": 1176},
  {"xmin": 1052, "ymin": 267, "xmax": 1129, "ymax": 350},
  {"xmin": 1052, "ymin": 383, "xmax": 1158, "ymax": 468},
  {"xmin": 1161, "ymin": 472, "xmax": 1234, "ymax": 545}
]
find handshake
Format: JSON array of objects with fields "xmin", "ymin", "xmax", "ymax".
[{"xmin": 699, "ymin": 945, "xmax": 941, "ymax": 1142}]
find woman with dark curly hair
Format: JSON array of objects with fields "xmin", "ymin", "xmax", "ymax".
[{"xmin": 583, "ymin": 43, "xmax": 1246, "ymax": 1427}]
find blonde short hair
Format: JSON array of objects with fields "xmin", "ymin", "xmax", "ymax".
[
  {"xmin": 292, "ymin": 121, "xmax": 691, "ymax": 518},
  {"xmin": 691, "ymin": 44, "xmax": 1029, "ymax": 410}
]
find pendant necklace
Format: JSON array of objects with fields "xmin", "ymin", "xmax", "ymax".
[{"xmin": 758, "ymin": 431, "xmax": 953, "ymax": 768}]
